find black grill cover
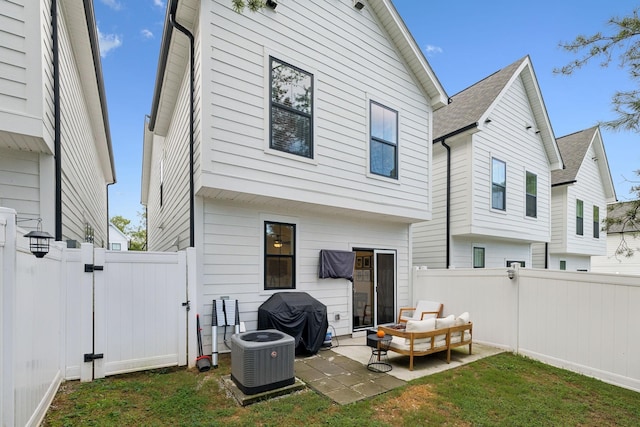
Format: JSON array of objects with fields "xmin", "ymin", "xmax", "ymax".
[{"xmin": 257, "ymin": 292, "xmax": 328, "ymax": 355}]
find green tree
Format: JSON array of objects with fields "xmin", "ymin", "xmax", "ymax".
[
  {"xmin": 556, "ymin": 8, "xmax": 640, "ymax": 256},
  {"xmin": 110, "ymin": 211, "xmax": 147, "ymax": 251}
]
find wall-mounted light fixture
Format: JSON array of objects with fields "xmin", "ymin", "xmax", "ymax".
[
  {"xmin": 484, "ymin": 118, "xmax": 492, "ymax": 124},
  {"xmin": 353, "ymin": 0, "xmax": 365, "ymax": 10},
  {"xmin": 525, "ymin": 125, "xmax": 532, "ymax": 130},
  {"xmin": 17, "ymin": 218, "xmax": 54, "ymax": 258},
  {"xmin": 507, "ymin": 269, "xmax": 515, "ymax": 280},
  {"xmin": 266, "ymin": 0, "xmax": 277, "ymax": 9}
]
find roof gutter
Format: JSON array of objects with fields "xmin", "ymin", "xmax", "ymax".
[
  {"xmin": 433, "ymin": 122, "xmax": 477, "ymax": 269},
  {"xmin": 52, "ymin": 0, "xmax": 62, "ymax": 241}
]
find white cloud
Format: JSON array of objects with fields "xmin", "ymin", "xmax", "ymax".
[
  {"xmin": 141, "ymin": 29, "xmax": 154, "ymax": 39},
  {"xmin": 98, "ymin": 28, "xmax": 123, "ymax": 57},
  {"xmin": 424, "ymin": 44, "xmax": 443, "ymax": 57},
  {"xmin": 100, "ymin": 0, "xmax": 122, "ymax": 11},
  {"xmin": 153, "ymin": 0, "xmax": 165, "ymax": 8}
]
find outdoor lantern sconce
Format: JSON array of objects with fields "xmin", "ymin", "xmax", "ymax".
[
  {"xmin": 18, "ymin": 217, "xmax": 54, "ymax": 258},
  {"xmin": 266, "ymin": 0, "xmax": 277, "ymax": 9},
  {"xmin": 353, "ymin": 0, "xmax": 365, "ymax": 10},
  {"xmin": 507, "ymin": 269, "xmax": 515, "ymax": 280}
]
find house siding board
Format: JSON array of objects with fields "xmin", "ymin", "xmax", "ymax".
[
  {"xmin": 450, "ymin": 237, "xmax": 531, "ymax": 269},
  {"xmin": 0, "ymin": 0, "xmax": 28, "ymax": 111},
  {"xmin": 592, "ymin": 233, "xmax": 640, "ymax": 275},
  {"xmin": 147, "ymin": 64, "xmax": 191, "ymax": 252},
  {"xmin": 467, "ymin": 76, "xmax": 550, "ymax": 242},
  {"xmin": 200, "ymin": 199, "xmax": 411, "ymax": 342},
  {"xmin": 202, "ymin": 0, "xmax": 432, "ymax": 221},
  {"xmin": 57, "ymin": 10, "xmax": 108, "ymax": 245},
  {"xmin": 562, "ymin": 144, "xmax": 607, "ymax": 257},
  {"xmin": 0, "ymin": 148, "xmax": 40, "ymax": 218}
]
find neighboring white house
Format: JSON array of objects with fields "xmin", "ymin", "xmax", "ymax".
[
  {"xmin": 141, "ymin": 0, "xmax": 448, "ymax": 340},
  {"xmin": 412, "ymin": 56, "xmax": 563, "ymax": 269},
  {"xmin": 591, "ymin": 201, "xmax": 640, "ymax": 275},
  {"xmin": 108, "ymin": 223, "xmax": 130, "ymax": 251},
  {"xmin": 532, "ymin": 126, "xmax": 616, "ymax": 271},
  {"xmin": 0, "ymin": 0, "xmax": 115, "ymax": 247}
]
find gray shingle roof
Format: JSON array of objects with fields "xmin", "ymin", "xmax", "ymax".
[
  {"xmin": 552, "ymin": 126, "xmax": 598, "ymax": 185},
  {"xmin": 433, "ymin": 57, "xmax": 527, "ymax": 140}
]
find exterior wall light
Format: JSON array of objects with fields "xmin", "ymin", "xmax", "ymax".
[
  {"xmin": 18, "ymin": 218, "xmax": 54, "ymax": 258},
  {"xmin": 353, "ymin": 0, "xmax": 365, "ymax": 9},
  {"xmin": 507, "ymin": 269, "xmax": 515, "ymax": 280}
]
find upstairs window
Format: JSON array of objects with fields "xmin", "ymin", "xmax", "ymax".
[
  {"xmin": 526, "ymin": 172, "xmax": 537, "ymax": 218},
  {"xmin": 593, "ymin": 205, "xmax": 600, "ymax": 238},
  {"xmin": 265, "ymin": 221, "xmax": 296, "ymax": 290},
  {"xmin": 270, "ymin": 57, "xmax": 313, "ymax": 158},
  {"xmin": 492, "ymin": 158, "xmax": 506, "ymax": 210},
  {"xmin": 370, "ymin": 101, "xmax": 398, "ymax": 179},
  {"xmin": 576, "ymin": 199, "xmax": 584, "ymax": 236},
  {"xmin": 560, "ymin": 260, "xmax": 566, "ymax": 270}
]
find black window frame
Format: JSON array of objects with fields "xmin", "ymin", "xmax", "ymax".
[
  {"xmin": 269, "ymin": 57, "xmax": 314, "ymax": 159},
  {"xmin": 491, "ymin": 158, "xmax": 507, "ymax": 211},
  {"xmin": 525, "ymin": 171, "xmax": 537, "ymax": 218},
  {"xmin": 576, "ymin": 199, "xmax": 584, "ymax": 236},
  {"xmin": 369, "ymin": 100, "xmax": 399, "ymax": 179},
  {"xmin": 473, "ymin": 247, "xmax": 485, "ymax": 268},
  {"xmin": 264, "ymin": 221, "xmax": 296, "ymax": 290}
]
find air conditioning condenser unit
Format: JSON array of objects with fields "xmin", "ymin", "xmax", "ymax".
[{"xmin": 231, "ymin": 329, "xmax": 295, "ymax": 395}]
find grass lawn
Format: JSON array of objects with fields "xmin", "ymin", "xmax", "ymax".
[{"xmin": 43, "ymin": 352, "xmax": 639, "ymax": 426}]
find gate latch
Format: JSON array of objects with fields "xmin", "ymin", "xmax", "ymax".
[
  {"xmin": 182, "ymin": 300, "xmax": 191, "ymax": 311},
  {"xmin": 84, "ymin": 353, "xmax": 104, "ymax": 362},
  {"xmin": 84, "ymin": 264, "xmax": 104, "ymax": 272}
]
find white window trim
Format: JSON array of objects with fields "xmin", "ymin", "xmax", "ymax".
[
  {"xmin": 490, "ymin": 155, "xmax": 507, "ymax": 213},
  {"xmin": 365, "ymin": 93, "xmax": 402, "ymax": 184},
  {"xmin": 263, "ymin": 47, "xmax": 319, "ymax": 165}
]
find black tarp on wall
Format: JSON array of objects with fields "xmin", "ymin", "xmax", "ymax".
[
  {"xmin": 318, "ymin": 249, "xmax": 355, "ymax": 281},
  {"xmin": 257, "ymin": 292, "xmax": 328, "ymax": 355}
]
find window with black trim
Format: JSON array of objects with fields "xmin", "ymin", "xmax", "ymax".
[
  {"xmin": 270, "ymin": 57, "xmax": 313, "ymax": 158},
  {"xmin": 370, "ymin": 101, "xmax": 398, "ymax": 179},
  {"xmin": 593, "ymin": 205, "xmax": 599, "ymax": 238},
  {"xmin": 264, "ymin": 221, "xmax": 295, "ymax": 290},
  {"xmin": 473, "ymin": 247, "xmax": 485, "ymax": 268},
  {"xmin": 526, "ymin": 171, "xmax": 537, "ymax": 218},
  {"xmin": 492, "ymin": 158, "xmax": 506, "ymax": 210},
  {"xmin": 560, "ymin": 260, "xmax": 566, "ymax": 270},
  {"xmin": 576, "ymin": 199, "xmax": 584, "ymax": 236}
]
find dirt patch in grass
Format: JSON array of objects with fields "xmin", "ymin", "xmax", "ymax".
[{"xmin": 373, "ymin": 384, "xmax": 469, "ymax": 426}]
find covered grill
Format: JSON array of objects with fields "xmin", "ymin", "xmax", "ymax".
[{"xmin": 257, "ymin": 292, "xmax": 328, "ymax": 355}]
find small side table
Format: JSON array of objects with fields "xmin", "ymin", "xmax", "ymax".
[{"xmin": 367, "ymin": 334, "xmax": 392, "ymax": 373}]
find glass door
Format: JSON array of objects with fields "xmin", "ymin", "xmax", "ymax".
[
  {"xmin": 352, "ymin": 249, "xmax": 396, "ymax": 330},
  {"xmin": 374, "ymin": 250, "xmax": 396, "ymax": 326}
]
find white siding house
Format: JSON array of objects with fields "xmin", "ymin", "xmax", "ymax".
[
  {"xmin": 532, "ymin": 127, "xmax": 616, "ymax": 271},
  {"xmin": 108, "ymin": 223, "xmax": 130, "ymax": 251},
  {"xmin": 412, "ymin": 56, "xmax": 563, "ymax": 269},
  {"xmin": 0, "ymin": 0, "xmax": 115, "ymax": 246},
  {"xmin": 591, "ymin": 201, "xmax": 640, "ymax": 275},
  {"xmin": 141, "ymin": 0, "xmax": 447, "ymax": 346}
]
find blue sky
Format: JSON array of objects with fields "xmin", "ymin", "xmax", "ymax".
[{"xmin": 95, "ymin": 0, "xmax": 640, "ymax": 225}]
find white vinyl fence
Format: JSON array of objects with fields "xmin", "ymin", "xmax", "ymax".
[
  {"xmin": 1, "ymin": 208, "xmax": 196, "ymax": 427},
  {"xmin": 414, "ymin": 264, "xmax": 640, "ymax": 392}
]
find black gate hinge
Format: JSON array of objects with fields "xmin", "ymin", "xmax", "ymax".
[
  {"xmin": 84, "ymin": 264, "xmax": 104, "ymax": 272},
  {"xmin": 182, "ymin": 300, "xmax": 191, "ymax": 311},
  {"xmin": 84, "ymin": 353, "xmax": 104, "ymax": 362}
]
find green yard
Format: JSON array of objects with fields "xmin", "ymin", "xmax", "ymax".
[{"xmin": 43, "ymin": 352, "xmax": 639, "ymax": 426}]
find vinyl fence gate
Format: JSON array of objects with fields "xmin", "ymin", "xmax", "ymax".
[{"xmin": 71, "ymin": 245, "xmax": 188, "ymax": 382}]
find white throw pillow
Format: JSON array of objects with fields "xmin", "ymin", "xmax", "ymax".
[
  {"xmin": 405, "ymin": 318, "xmax": 436, "ymax": 345},
  {"xmin": 435, "ymin": 314, "xmax": 455, "ymax": 341},
  {"xmin": 454, "ymin": 312, "xmax": 470, "ymax": 326}
]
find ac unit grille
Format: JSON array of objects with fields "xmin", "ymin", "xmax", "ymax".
[{"xmin": 231, "ymin": 329, "xmax": 295, "ymax": 395}]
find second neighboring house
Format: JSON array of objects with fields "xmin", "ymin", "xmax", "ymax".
[
  {"xmin": 108, "ymin": 223, "xmax": 130, "ymax": 251},
  {"xmin": 412, "ymin": 56, "xmax": 563, "ymax": 269},
  {"xmin": 141, "ymin": 0, "xmax": 448, "ymax": 340},
  {"xmin": 0, "ymin": 0, "xmax": 115, "ymax": 247},
  {"xmin": 532, "ymin": 126, "xmax": 616, "ymax": 271},
  {"xmin": 591, "ymin": 201, "xmax": 639, "ymax": 275}
]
